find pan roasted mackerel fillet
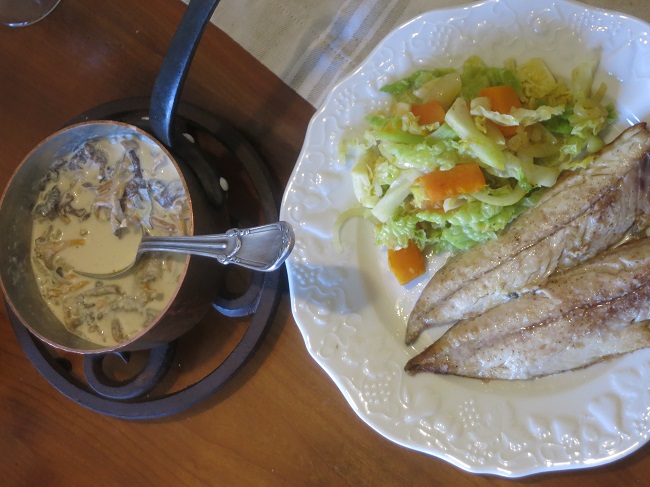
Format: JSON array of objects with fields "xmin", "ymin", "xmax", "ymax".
[
  {"xmin": 405, "ymin": 123, "xmax": 650, "ymax": 345},
  {"xmin": 404, "ymin": 237, "xmax": 650, "ymax": 380}
]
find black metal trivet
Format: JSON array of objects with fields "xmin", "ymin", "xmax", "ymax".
[{"xmin": 8, "ymin": 98, "xmax": 283, "ymax": 419}]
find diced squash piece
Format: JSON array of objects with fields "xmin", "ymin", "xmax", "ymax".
[
  {"xmin": 479, "ymin": 85, "xmax": 522, "ymax": 137},
  {"xmin": 411, "ymin": 100, "xmax": 446, "ymax": 126},
  {"xmin": 418, "ymin": 163, "xmax": 486, "ymax": 203},
  {"xmin": 388, "ymin": 242, "xmax": 426, "ymax": 285}
]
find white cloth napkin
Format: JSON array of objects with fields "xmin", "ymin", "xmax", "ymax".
[
  {"xmin": 207, "ymin": 0, "xmax": 471, "ymax": 107},
  {"xmin": 194, "ymin": 0, "xmax": 650, "ymax": 108}
]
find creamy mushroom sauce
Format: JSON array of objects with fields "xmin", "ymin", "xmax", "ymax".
[{"xmin": 30, "ymin": 134, "xmax": 190, "ymax": 346}]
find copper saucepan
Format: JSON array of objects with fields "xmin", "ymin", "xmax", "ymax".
[{"xmin": 0, "ymin": 0, "xmax": 278, "ymax": 353}]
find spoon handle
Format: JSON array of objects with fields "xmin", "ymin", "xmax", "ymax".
[{"xmin": 140, "ymin": 221, "xmax": 295, "ymax": 272}]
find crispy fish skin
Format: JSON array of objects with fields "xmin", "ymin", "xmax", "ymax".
[
  {"xmin": 406, "ymin": 123, "xmax": 650, "ymax": 344},
  {"xmin": 404, "ymin": 238, "xmax": 650, "ymax": 380}
]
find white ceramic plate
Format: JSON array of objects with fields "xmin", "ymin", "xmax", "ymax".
[{"xmin": 280, "ymin": 0, "xmax": 650, "ymax": 477}]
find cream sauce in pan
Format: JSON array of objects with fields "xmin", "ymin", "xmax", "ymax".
[{"xmin": 30, "ymin": 134, "xmax": 190, "ymax": 346}]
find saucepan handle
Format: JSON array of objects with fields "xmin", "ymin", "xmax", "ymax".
[{"xmin": 149, "ymin": 0, "xmax": 227, "ymax": 208}]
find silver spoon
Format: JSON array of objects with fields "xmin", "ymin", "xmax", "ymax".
[{"xmin": 71, "ymin": 221, "xmax": 294, "ymax": 279}]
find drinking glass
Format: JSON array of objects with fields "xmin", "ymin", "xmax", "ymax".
[{"xmin": 0, "ymin": 0, "xmax": 60, "ymax": 27}]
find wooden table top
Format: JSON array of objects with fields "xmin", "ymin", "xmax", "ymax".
[{"xmin": 1, "ymin": 1, "xmax": 648, "ymax": 485}]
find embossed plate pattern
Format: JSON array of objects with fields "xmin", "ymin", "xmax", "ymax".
[{"xmin": 280, "ymin": 0, "xmax": 650, "ymax": 477}]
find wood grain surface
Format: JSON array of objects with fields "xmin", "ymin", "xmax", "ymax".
[{"xmin": 1, "ymin": 1, "xmax": 648, "ymax": 486}]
